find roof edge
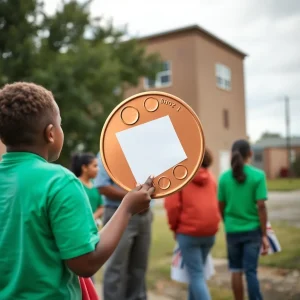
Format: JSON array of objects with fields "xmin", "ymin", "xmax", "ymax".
[{"xmin": 137, "ymin": 25, "xmax": 248, "ymax": 58}]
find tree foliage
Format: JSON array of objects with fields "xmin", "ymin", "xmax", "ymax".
[{"xmin": 0, "ymin": 0, "xmax": 161, "ymax": 165}]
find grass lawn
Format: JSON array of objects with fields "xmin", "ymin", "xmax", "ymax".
[
  {"xmin": 147, "ymin": 213, "xmax": 300, "ymax": 298},
  {"xmin": 96, "ymin": 212, "xmax": 300, "ymax": 299},
  {"xmin": 267, "ymin": 178, "xmax": 300, "ymax": 191},
  {"xmin": 148, "ymin": 213, "xmax": 232, "ymax": 299}
]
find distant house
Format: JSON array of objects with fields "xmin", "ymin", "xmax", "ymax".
[
  {"xmin": 252, "ymin": 137, "xmax": 300, "ymax": 178},
  {"xmin": 125, "ymin": 25, "xmax": 247, "ymax": 177}
]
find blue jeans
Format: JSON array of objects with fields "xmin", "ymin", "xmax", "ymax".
[
  {"xmin": 177, "ymin": 234, "xmax": 215, "ymax": 300},
  {"xmin": 226, "ymin": 228, "xmax": 263, "ymax": 300}
]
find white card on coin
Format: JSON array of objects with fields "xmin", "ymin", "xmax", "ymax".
[{"xmin": 116, "ymin": 116, "xmax": 187, "ymax": 183}]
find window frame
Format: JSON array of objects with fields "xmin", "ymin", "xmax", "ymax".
[
  {"xmin": 215, "ymin": 63, "xmax": 232, "ymax": 91},
  {"xmin": 144, "ymin": 61, "xmax": 172, "ymax": 89}
]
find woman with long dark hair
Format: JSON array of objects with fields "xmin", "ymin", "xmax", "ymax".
[{"xmin": 218, "ymin": 139, "xmax": 269, "ymax": 300}]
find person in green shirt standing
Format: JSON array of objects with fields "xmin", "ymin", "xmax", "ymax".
[
  {"xmin": 218, "ymin": 139, "xmax": 269, "ymax": 300},
  {"xmin": 0, "ymin": 82, "xmax": 155, "ymax": 300},
  {"xmin": 71, "ymin": 152, "xmax": 104, "ymax": 221}
]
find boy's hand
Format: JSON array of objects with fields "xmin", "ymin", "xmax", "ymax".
[{"xmin": 123, "ymin": 176, "xmax": 155, "ymax": 215}]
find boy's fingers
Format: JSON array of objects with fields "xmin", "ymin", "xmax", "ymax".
[
  {"xmin": 141, "ymin": 175, "xmax": 154, "ymax": 190},
  {"xmin": 133, "ymin": 183, "xmax": 142, "ymax": 191},
  {"xmin": 147, "ymin": 186, "xmax": 155, "ymax": 196}
]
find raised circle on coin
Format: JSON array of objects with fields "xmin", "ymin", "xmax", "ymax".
[
  {"xmin": 121, "ymin": 106, "xmax": 139, "ymax": 125},
  {"xmin": 144, "ymin": 97, "xmax": 159, "ymax": 112},
  {"xmin": 173, "ymin": 165, "xmax": 188, "ymax": 180},
  {"xmin": 158, "ymin": 177, "xmax": 171, "ymax": 190}
]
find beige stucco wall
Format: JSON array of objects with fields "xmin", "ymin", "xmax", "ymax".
[
  {"xmin": 266, "ymin": 148, "xmax": 288, "ymax": 179},
  {"xmin": 124, "ymin": 31, "xmax": 199, "ymax": 114},
  {"xmin": 195, "ymin": 34, "xmax": 247, "ymax": 176},
  {"xmin": 125, "ymin": 30, "xmax": 247, "ymax": 177}
]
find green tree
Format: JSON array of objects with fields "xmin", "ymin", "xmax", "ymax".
[
  {"xmin": 0, "ymin": 0, "xmax": 43, "ymax": 85},
  {"xmin": 1, "ymin": 0, "xmax": 161, "ymax": 165}
]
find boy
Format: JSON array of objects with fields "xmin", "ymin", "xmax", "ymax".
[{"xmin": 0, "ymin": 82, "xmax": 154, "ymax": 299}]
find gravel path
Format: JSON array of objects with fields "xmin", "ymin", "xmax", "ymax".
[{"xmin": 267, "ymin": 191, "xmax": 300, "ymax": 227}]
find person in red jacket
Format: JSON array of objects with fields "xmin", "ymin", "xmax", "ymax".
[{"xmin": 165, "ymin": 149, "xmax": 220, "ymax": 300}]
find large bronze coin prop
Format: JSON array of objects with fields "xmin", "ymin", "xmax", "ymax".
[{"xmin": 100, "ymin": 91, "xmax": 205, "ymax": 199}]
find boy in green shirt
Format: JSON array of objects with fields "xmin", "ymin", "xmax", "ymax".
[{"xmin": 0, "ymin": 82, "xmax": 154, "ymax": 299}]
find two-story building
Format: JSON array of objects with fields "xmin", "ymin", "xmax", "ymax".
[{"xmin": 125, "ymin": 25, "xmax": 247, "ymax": 176}]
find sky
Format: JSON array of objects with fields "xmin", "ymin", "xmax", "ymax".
[{"xmin": 44, "ymin": 0, "xmax": 300, "ymax": 142}]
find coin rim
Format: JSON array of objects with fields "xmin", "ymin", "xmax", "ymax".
[{"xmin": 99, "ymin": 91, "xmax": 205, "ymax": 198}]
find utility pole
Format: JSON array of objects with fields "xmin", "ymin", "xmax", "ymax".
[{"xmin": 284, "ymin": 96, "xmax": 292, "ymax": 176}]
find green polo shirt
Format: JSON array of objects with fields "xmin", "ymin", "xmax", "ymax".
[
  {"xmin": 0, "ymin": 152, "xmax": 100, "ymax": 299},
  {"xmin": 83, "ymin": 185, "xmax": 103, "ymax": 213},
  {"xmin": 218, "ymin": 164, "xmax": 268, "ymax": 233}
]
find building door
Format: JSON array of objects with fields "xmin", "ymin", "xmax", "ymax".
[{"xmin": 219, "ymin": 150, "xmax": 230, "ymax": 175}]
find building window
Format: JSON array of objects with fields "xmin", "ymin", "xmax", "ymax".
[
  {"xmin": 223, "ymin": 109, "xmax": 229, "ymax": 129},
  {"xmin": 216, "ymin": 63, "xmax": 231, "ymax": 91},
  {"xmin": 144, "ymin": 61, "xmax": 172, "ymax": 89},
  {"xmin": 254, "ymin": 153, "xmax": 263, "ymax": 162}
]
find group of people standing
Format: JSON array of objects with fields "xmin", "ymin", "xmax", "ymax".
[
  {"xmin": 73, "ymin": 139, "xmax": 269, "ymax": 300},
  {"xmin": 0, "ymin": 83, "xmax": 269, "ymax": 300},
  {"xmin": 165, "ymin": 139, "xmax": 269, "ymax": 300}
]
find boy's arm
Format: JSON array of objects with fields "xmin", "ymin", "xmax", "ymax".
[
  {"xmin": 66, "ymin": 203, "xmax": 131, "ymax": 276},
  {"xmin": 50, "ymin": 176, "xmax": 154, "ymax": 277}
]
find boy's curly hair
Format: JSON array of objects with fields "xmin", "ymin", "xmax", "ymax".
[
  {"xmin": 201, "ymin": 148, "xmax": 213, "ymax": 168},
  {"xmin": 0, "ymin": 82, "xmax": 56, "ymax": 146}
]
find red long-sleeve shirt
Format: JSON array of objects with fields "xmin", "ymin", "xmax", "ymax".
[{"xmin": 164, "ymin": 168, "xmax": 220, "ymax": 236}]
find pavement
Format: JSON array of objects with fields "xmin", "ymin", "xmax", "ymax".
[{"xmin": 267, "ymin": 190, "xmax": 300, "ymax": 227}]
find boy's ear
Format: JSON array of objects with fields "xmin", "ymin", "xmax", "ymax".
[{"xmin": 44, "ymin": 124, "xmax": 55, "ymax": 144}]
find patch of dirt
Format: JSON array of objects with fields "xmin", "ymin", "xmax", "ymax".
[{"xmin": 150, "ymin": 259, "xmax": 300, "ymax": 300}]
